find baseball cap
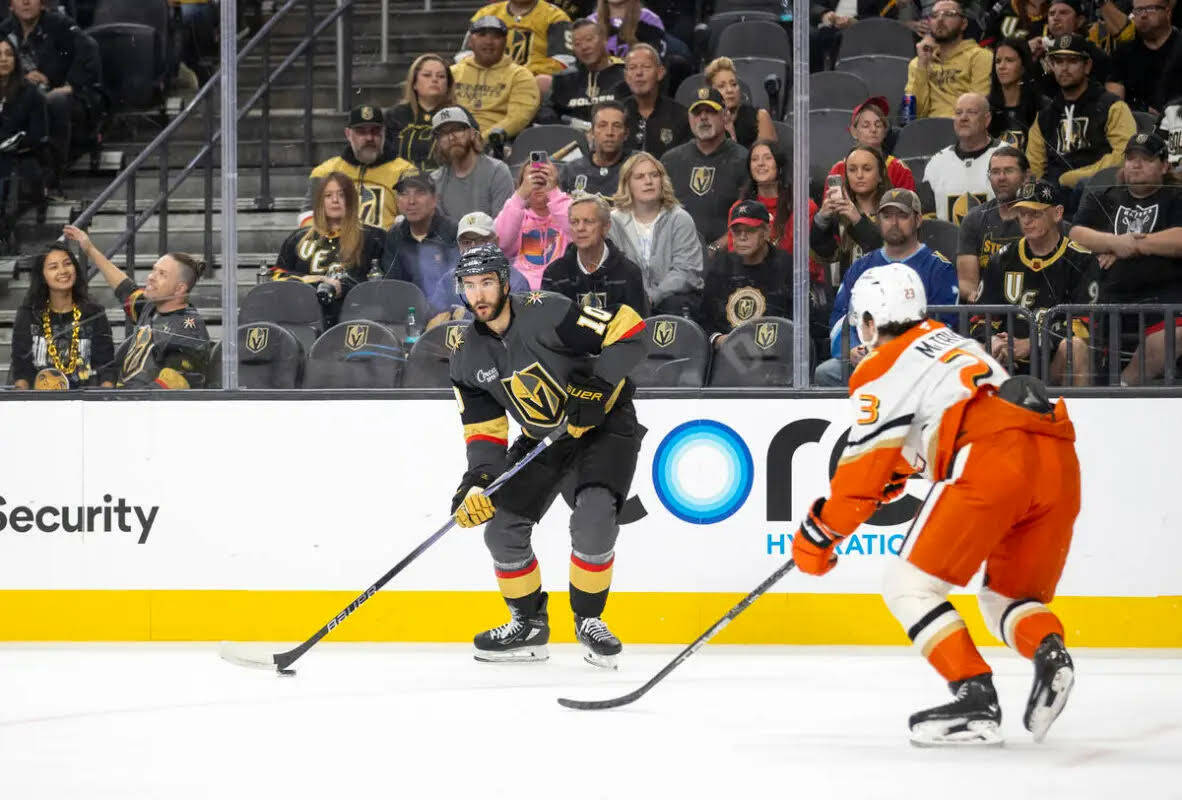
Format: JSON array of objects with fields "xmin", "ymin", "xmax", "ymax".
[
  {"xmin": 850, "ymin": 96, "xmax": 890, "ymax": 126},
  {"xmin": 688, "ymin": 87, "xmax": 725, "ymax": 113},
  {"xmin": 1047, "ymin": 34, "xmax": 1090, "ymax": 58},
  {"xmin": 470, "ymin": 14, "xmax": 508, "ymax": 33},
  {"xmin": 432, "ymin": 106, "xmax": 475, "ymax": 132},
  {"xmin": 1125, "ymin": 132, "xmax": 1168, "ymax": 160},
  {"xmin": 729, "ymin": 200, "xmax": 771, "ymax": 227},
  {"xmin": 877, "ymin": 188, "xmax": 922, "ymax": 215},
  {"xmin": 347, "ymin": 104, "xmax": 384, "ymax": 128},
  {"xmin": 1012, "ymin": 179, "xmax": 1061, "ymax": 210},
  {"xmin": 395, "ymin": 171, "xmax": 434, "ymax": 193},
  {"xmin": 457, "ymin": 211, "xmax": 496, "ymax": 237}
]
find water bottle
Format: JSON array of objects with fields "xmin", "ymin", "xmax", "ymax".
[
  {"xmin": 900, "ymin": 93, "xmax": 917, "ymax": 127},
  {"xmin": 405, "ymin": 306, "xmax": 420, "ymax": 348},
  {"xmin": 367, "ymin": 258, "xmax": 382, "ymax": 281}
]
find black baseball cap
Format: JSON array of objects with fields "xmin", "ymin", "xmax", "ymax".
[
  {"xmin": 1012, "ymin": 179, "xmax": 1061, "ymax": 210},
  {"xmin": 1047, "ymin": 34, "xmax": 1091, "ymax": 58},
  {"xmin": 1125, "ymin": 132, "xmax": 1168, "ymax": 160},
  {"xmin": 689, "ymin": 87, "xmax": 725, "ymax": 113},
  {"xmin": 348, "ymin": 104, "xmax": 384, "ymax": 128},
  {"xmin": 395, "ymin": 171, "xmax": 435, "ymax": 193},
  {"xmin": 729, "ymin": 200, "xmax": 771, "ymax": 227}
]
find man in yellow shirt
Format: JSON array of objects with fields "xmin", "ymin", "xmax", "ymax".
[
  {"xmin": 452, "ymin": 16, "xmax": 542, "ymax": 140},
  {"xmin": 904, "ymin": 0, "xmax": 993, "ymax": 119}
]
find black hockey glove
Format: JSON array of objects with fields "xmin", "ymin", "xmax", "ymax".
[
  {"xmin": 563, "ymin": 372, "xmax": 614, "ymax": 438},
  {"xmin": 450, "ymin": 468, "xmax": 494, "ymax": 514}
]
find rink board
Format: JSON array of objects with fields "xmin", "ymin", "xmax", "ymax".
[{"xmin": 0, "ymin": 397, "xmax": 1178, "ymax": 646}]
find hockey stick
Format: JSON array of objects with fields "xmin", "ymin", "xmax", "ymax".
[
  {"xmin": 557, "ymin": 559, "xmax": 797, "ymax": 710},
  {"xmin": 219, "ymin": 429, "xmax": 564, "ymax": 675}
]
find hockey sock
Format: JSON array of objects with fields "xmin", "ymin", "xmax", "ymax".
[
  {"xmin": 569, "ymin": 552, "xmax": 614, "ymax": 618},
  {"xmin": 496, "ymin": 557, "xmax": 543, "ymax": 615},
  {"xmin": 1000, "ymin": 599, "xmax": 1065, "ymax": 660},
  {"xmin": 909, "ymin": 603, "xmax": 993, "ymax": 683}
]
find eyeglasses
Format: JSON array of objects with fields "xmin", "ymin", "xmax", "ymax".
[{"xmin": 1131, "ymin": 4, "xmax": 1167, "ymax": 14}]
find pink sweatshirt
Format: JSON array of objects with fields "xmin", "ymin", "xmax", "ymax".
[{"xmin": 494, "ymin": 189, "xmax": 573, "ymax": 289}]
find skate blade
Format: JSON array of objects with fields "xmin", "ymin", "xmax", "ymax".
[
  {"xmin": 582, "ymin": 650, "xmax": 619, "ymax": 670},
  {"xmin": 910, "ymin": 719, "xmax": 1004, "ymax": 747},
  {"xmin": 473, "ymin": 645, "xmax": 549, "ymax": 663},
  {"xmin": 1029, "ymin": 666, "xmax": 1074, "ymax": 743}
]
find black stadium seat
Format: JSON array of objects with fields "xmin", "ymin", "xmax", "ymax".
[
  {"xmin": 810, "ymin": 71, "xmax": 870, "ymax": 113},
  {"xmin": 708, "ymin": 316, "xmax": 796, "ymax": 386},
  {"xmin": 402, "ymin": 320, "xmax": 470, "ymax": 388},
  {"xmin": 892, "ymin": 117, "xmax": 955, "ymax": 159},
  {"xmin": 730, "ymin": 56, "xmax": 787, "ymax": 112},
  {"xmin": 240, "ymin": 281, "xmax": 324, "ymax": 353},
  {"xmin": 676, "ymin": 73, "xmax": 769, "ymax": 116},
  {"xmin": 716, "ymin": 21, "xmax": 790, "ymax": 61},
  {"xmin": 705, "ymin": 11, "xmax": 779, "ymax": 58},
  {"xmin": 838, "ymin": 18, "xmax": 917, "ymax": 61},
  {"xmin": 303, "ymin": 320, "xmax": 402, "ymax": 389},
  {"xmin": 834, "ymin": 55, "xmax": 910, "ymax": 120},
  {"xmin": 919, "ymin": 219, "xmax": 959, "ymax": 262},
  {"xmin": 632, "ymin": 315, "xmax": 710, "ymax": 387},
  {"xmin": 211, "ymin": 323, "xmax": 304, "ymax": 389},
  {"xmin": 508, "ymin": 126, "xmax": 589, "ymax": 167},
  {"xmin": 808, "ymin": 109, "xmax": 856, "ymax": 184},
  {"xmin": 339, "ymin": 279, "xmax": 430, "ymax": 340},
  {"xmin": 87, "ymin": 0, "xmax": 170, "ymax": 112}
]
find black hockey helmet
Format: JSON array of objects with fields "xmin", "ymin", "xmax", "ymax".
[{"xmin": 454, "ymin": 243, "xmax": 512, "ymax": 296}]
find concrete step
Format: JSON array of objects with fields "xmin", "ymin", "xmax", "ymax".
[
  {"xmin": 75, "ymin": 167, "xmax": 312, "ymax": 203},
  {"xmin": 114, "ymin": 110, "xmax": 353, "ymax": 145},
  {"xmin": 84, "ymin": 139, "xmax": 341, "ymax": 170},
  {"xmin": 235, "ymin": 61, "xmax": 411, "ymax": 88},
  {"xmin": 88, "ymin": 211, "xmax": 298, "ymax": 256},
  {"xmin": 261, "ymin": 7, "xmax": 472, "ymax": 38},
  {"xmin": 94, "ymin": 196, "xmax": 304, "ymax": 214}
]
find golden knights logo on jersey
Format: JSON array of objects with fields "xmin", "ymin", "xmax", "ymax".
[
  {"xmin": 948, "ymin": 192, "xmax": 987, "ymax": 225},
  {"xmin": 755, "ymin": 321, "xmax": 779, "ymax": 350},
  {"xmin": 1003, "ymin": 271, "xmax": 1039, "ymax": 307},
  {"xmin": 726, "ymin": 286, "xmax": 767, "ymax": 328},
  {"xmin": 690, "ymin": 167, "xmax": 715, "ymax": 196},
  {"xmin": 652, "ymin": 319, "xmax": 677, "ymax": 348},
  {"xmin": 1114, "ymin": 204, "xmax": 1159, "ymax": 234},
  {"xmin": 501, "ymin": 361, "xmax": 567, "ymax": 427},
  {"xmin": 245, "ymin": 326, "xmax": 269, "ymax": 354},
  {"xmin": 445, "ymin": 325, "xmax": 465, "ymax": 352},
  {"xmin": 1056, "ymin": 117, "xmax": 1089, "ymax": 154},
  {"xmin": 577, "ymin": 291, "xmax": 607, "ymax": 309},
  {"xmin": 358, "ymin": 184, "xmax": 384, "ymax": 226},
  {"xmin": 120, "ymin": 325, "xmax": 155, "ymax": 383},
  {"xmin": 508, "ymin": 30, "xmax": 533, "ymax": 65}
]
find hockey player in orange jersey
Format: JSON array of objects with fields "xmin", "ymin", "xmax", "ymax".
[{"xmin": 793, "ymin": 262, "xmax": 1079, "ymax": 746}]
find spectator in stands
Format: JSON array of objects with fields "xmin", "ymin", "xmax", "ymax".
[
  {"xmin": 464, "ymin": 0, "xmax": 573, "ymax": 95},
  {"xmin": 1090, "ymin": 0, "xmax": 1137, "ymax": 55},
  {"xmin": 609, "ymin": 151, "xmax": 704, "ymax": 314},
  {"xmin": 989, "ymin": 37, "xmax": 1049, "ymax": 151},
  {"xmin": 828, "ymin": 98, "xmax": 917, "ymax": 192},
  {"xmin": 452, "ymin": 16, "xmax": 542, "ymax": 140},
  {"xmin": 0, "ymin": 36, "xmax": 47, "ymax": 217},
  {"xmin": 539, "ymin": 19, "xmax": 626, "ymax": 125},
  {"xmin": 592, "ymin": 0, "xmax": 667, "ymax": 58},
  {"xmin": 661, "ymin": 88, "xmax": 749, "ymax": 251},
  {"xmin": 170, "ymin": 0, "xmax": 217, "ymax": 86},
  {"xmin": 923, "ymin": 92, "xmax": 1003, "ymax": 222},
  {"xmin": 11, "ymin": 243, "xmax": 113, "ymax": 389},
  {"xmin": 1159, "ymin": 94, "xmax": 1182, "ymax": 175},
  {"xmin": 703, "ymin": 57, "xmax": 776, "ymax": 150},
  {"xmin": 276, "ymin": 172, "xmax": 386, "ymax": 326},
  {"xmin": 810, "ymin": 2, "xmax": 857, "ymax": 74},
  {"xmin": 301, "ymin": 104, "xmax": 417, "ymax": 231},
  {"xmin": 430, "ymin": 106, "xmax": 515, "ymax": 221},
  {"xmin": 1036, "ymin": 0, "xmax": 1113, "ymax": 90},
  {"xmin": 1027, "ymin": 34, "xmax": 1135, "ymax": 192},
  {"xmin": 62, "ymin": 225, "xmax": 210, "ymax": 389},
  {"xmin": 387, "ymin": 54, "xmax": 458, "ymax": 171},
  {"xmin": 1068, "ymin": 132, "xmax": 1182, "ymax": 382},
  {"xmin": 1107, "ymin": 0, "xmax": 1180, "ymax": 113},
  {"xmin": 814, "ymin": 188, "xmax": 959, "ymax": 385},
  {"xmin": 905, "ymin": 0, "xmax": 993, "ymax": 119},
  {"xmin": 956, "ymin": 145, "xmax": 1032, "ymax": 298},
  {"xmin": 977, "ymin": 179, "xmax": 1099, "ymax": 386},
  {"xmin": 811, "ymin": 145, "xmax": 890, "ymax": 284},
  {"xmin": 381, "ymin": 173, "xmax": 460, "ymax": 310},
  {"xmin": 496, "ymin": 157, "xmax": 573, "ymax": 288},
  {"xmin": 728, "ymin": 140, "xmax": 820, "ymax": 281},
  {"xmin": 0, "ymin": 0, "xmax": 103, "ymax": 193},
  {"xmin": 457, "ymin": 211, "xmax": 500, "ymax": 253},
  {"xmin": 622, "ymin": 43, "xmax": 689, "ymax": 160},
  {"xmin": 982, "ymin": 0, "xmax": 1049, "ymax": 44},
  {"xmin": 702, "ymin": 200, "xmax": 796, "ymax": 347},
  {"xmin": 542, "ymin": 192, "xmax": 648, "ymax": 313},
  {"xmin": 427, "ymin": 211, "xmax": 530, "ymax": 324},
  {"xmin": 560, "ymin": 100, "xmax": 630, "ymax": 196}
]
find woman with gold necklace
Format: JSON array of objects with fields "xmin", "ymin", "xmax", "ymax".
[{"xmin": 11, "ymin": 245, "xmax": 115, "ymax": 390}]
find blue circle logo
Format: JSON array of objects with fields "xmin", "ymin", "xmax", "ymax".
[{"xmin": 651, "ymin": 420, "xmax": 754, "ymax": 524}]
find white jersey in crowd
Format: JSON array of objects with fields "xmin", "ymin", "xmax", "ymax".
[{"xmin": 923, "ymin": 139, "xmax": 1003, "ymax": 224}]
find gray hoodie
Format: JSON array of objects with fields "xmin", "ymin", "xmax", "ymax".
[{"xmin": 609, "ymin": 206, "xmax": 704, "ymax": 307}]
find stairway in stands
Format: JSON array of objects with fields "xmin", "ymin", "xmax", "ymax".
[{"xmin": 0, "ymin": 0, "xmax": 475, "ymax": 382}]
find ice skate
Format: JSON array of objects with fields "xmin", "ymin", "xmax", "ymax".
[
  {"xmin": 473, "ymin": 592, "xmax": 550, "ymax": 663},
  {"xmin": 574, "ymin": 615, "xmax": 622, "ymax": 669},
  {"xmin": 909, "ymin": 674, "xmax": 1003, "ymax": 747},
  {"xmin": 1024, "ymin": 633, "xmax": 1074, "ymax": 742}
]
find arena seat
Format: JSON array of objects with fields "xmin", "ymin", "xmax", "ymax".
[
  {"xmin": 204, "ymin": 323, "xmax": 304, "ymax": 389},
  {"xmin": 339, "ymin": 279, "xmax": 430, "ymax": 342},
  {"xmin": 632, "ymin": 315, "xmax": 710, "ymax": 388},
  {"xmin": 240, "ymin": 281, "xmax": 324, "ymax": 353},
  {"xmin": 303, "ymin": 320, "xmax": 402, "ymax": 389},
  {"xmin": 402, "ymin": 320, "xmax": 470, "ymax": 388},
  {"xmin": 708, "ymin": 316, "xmax": 795, "ymax": 386}
]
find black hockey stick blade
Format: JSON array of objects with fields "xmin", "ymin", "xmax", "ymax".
[
  {"xmin": 557, "ymin": 559, "xmax": 797, "ymax": 710},
  {"xmin": 219, "ymin": 430, "xmax": 564, "ymax": 675}
]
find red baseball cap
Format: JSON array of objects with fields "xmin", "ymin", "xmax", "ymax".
[{"xmin": 850, "ymin": 96, "xmax": 890, "ymax": 127}]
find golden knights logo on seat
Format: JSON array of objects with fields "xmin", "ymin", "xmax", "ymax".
[
  {"xmin": 501, "ymin": 362, "xmax": 566, "ymax": 427},
  {"xmin": 245, "ymin": 326, "xmax": 269, "ymax": 354},
  {"xmin": 345, "ymin": 324, "xmax": 370, "ymax": 351},
  {"xmin": 689, "ymin": 166, "xmax": 716, "ymax": 196},
  {"xmin": 755, "ymin": 321, "xmax": 778, "ymax": 350},
  {"xmin": 652, "ymin": 319, "xmax": 677, "ymax": 348},
  {"xmin": 445, "ymin": 325, "xmax": 465, "ymax": 352}
]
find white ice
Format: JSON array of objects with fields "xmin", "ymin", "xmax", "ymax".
[{"xmin": 0, "ymin": 643, "xmax": 1179, "ymax": 799}]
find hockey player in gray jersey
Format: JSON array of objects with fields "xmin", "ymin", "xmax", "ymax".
[{"xmin": 448, "ymin": 244, "xmax": 647, "ymax": 667}]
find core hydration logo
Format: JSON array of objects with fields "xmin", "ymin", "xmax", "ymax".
[{"xmin": 651, "ymin": 420, "xmax": 754, "ymax": 524}]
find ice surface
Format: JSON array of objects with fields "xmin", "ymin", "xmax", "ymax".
[{"xmin": 0, "ymin": 643, "xmax": 1179, "ymax": 799}]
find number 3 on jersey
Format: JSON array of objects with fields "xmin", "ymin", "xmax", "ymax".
[{"xmin": 857, "ymin": 393, "xmax": 880, "ymax": 425}]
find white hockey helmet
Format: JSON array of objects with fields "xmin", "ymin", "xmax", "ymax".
[{"xmin": 849, "ymin": 263, "xmax": 926, "ymax": 346}]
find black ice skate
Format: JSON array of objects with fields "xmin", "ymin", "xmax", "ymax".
[
  {"xmin": 473, "ymin": 592, "xmax": 550, "ymax": 663},
  {"xmin": 574, "ymin": 615, "xmax": 622, "ymax": 669},
  {"xmin": 909, "ymin": 673, "xmax": 1003, "ymax": 747},
  {"xmin": 1024, "ymin": 633, "xmax": 1074, "ymax": 743}
]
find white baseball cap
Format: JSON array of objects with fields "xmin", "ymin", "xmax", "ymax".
[{"xmin": 457, "ymin": 212, "xmax": 495, "ymax": 237}]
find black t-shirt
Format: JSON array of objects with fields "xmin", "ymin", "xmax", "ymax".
[
  {"xmin": 559, "ymin": 153, "xmax": 627, "ymax": 197},
  {"xmin": 624, "ymin": 95, "xmax": 691, "ymax": 160},
  {"xmin": 10, "ymin": 300, "xmax": 115, "ymax": 388},
  {"xmin": 1074, "ymin": 184, "xmax": 1182, "ymax": 302},
  {"xmin": 661, "ymin": 138, "xmax": 750, "ymax": 244},
  {"xmin": 1110, "ymin": 28, "xmax": 1180, "ymax": 112},
  {"xmin": 114, "ymin": 280, "xmax": 211, "ymax": 389},
  {"xmin": 701, "ymin": 244, "xmax": 794, "ymax": 337}
]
